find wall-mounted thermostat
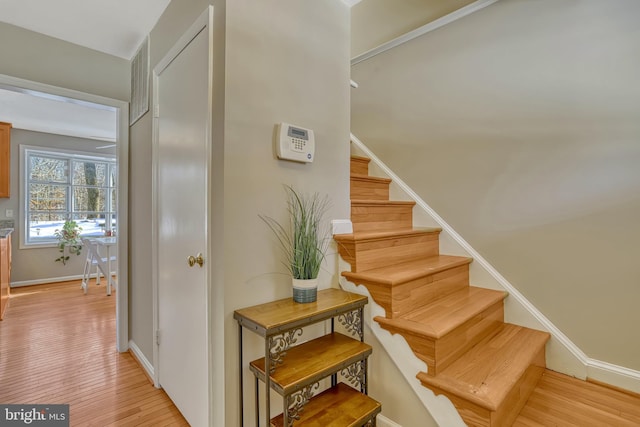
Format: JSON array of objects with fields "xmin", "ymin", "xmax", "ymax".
[{"xmin": 276, "ymin": 123, "xmax": 315, "ymax": 163}]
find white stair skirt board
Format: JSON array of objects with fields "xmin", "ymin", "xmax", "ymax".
[
  {"xmin": 349, "ymin": 133, "xmax": 640, "ymax": 395},
  {"xmin": 340, "ymin": 271, "xmax": 466, "ymax": 427}
]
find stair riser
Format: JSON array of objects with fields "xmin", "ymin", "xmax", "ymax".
[
  {"xmin": 351, "ymin": 204, "xmax": 413, "ymax": 233},
  {"xmin": 351, "ymin": 178, "xmax": 390, "ymax": 201},
  {"xmin": 378, "ymin": 301, "xmax": 504, "ymax": 376},
  {"xmin": 351, "ymin": 157, "xmax": 370, "ymax": 175},
  {"xmin": 353, "ymin": 264, "xmax": 470, "ymax": 319},
  {"xmin": 336, "ymin": 233, "xmax": 440, "ymax": 273},
  {"xmin": 492, "ymin": 349, "xmax": 545, "ymax": 427},
  {"xmin": 391, "ymin": 264, "xmax": 470, "ymax": 318},
  {"xmin": 434, "ymin": 302, "xmax": 504, "ymax": 376}
]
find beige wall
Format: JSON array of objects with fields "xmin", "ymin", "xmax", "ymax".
[
  {"xmin": 0, "ymin": 23, "xmax": 129, "ymax": 101},
  {"xmin": 133, "ymin": 1, "xmax": 352, "ymax": 424},
  {"xmin": 352, "ymin": 0, "xmax": 640, "ymax": 372},
  {"xmin": 0, "ymin": 23, "xmax": 128, "ymax": 283},
  {"xmin": 351, "ymin": 0, "xmax": 477, "ymax": 57}
]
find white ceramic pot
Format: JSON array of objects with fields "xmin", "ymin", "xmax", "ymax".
[{"xmin": 292, "ymin": 278, "xmax": 318, "ymax": 303}]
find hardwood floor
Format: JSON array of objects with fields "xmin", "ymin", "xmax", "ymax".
[
  {"xmin": 0, "ymin": 280, "xmax": 188, "ymax": 426},
  {"xmin": 514, "ymin": 370, "xmax": 640, "ymax": 426}
]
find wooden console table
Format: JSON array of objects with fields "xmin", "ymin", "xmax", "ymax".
[{"xmin": 234, "ymin": 288, "xmax": 381, "ymax": 426}]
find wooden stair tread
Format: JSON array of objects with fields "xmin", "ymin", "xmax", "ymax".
[
  {"xmin": 250, "ymin": 333, "xmax": 372, "ymax": 395},
  {"xmin": 374, "ymin": 287, "xmax": 507, "ymax": 338},
  {"xmin": 418, "ymin": 323, "xmax": 550, "ymax": 411},
  {"xmin": 350, "ymin": 173, "xmax": 392, "ymax": 184},
  {"xmin": 270, "ymin": 382, "xmax": 381, "ymax": 427},
  {"xmin": 342, "ymin": 255, "xmax": 472, "ymax": 286},
  {"xmin": 350, "ymin": 155, "xmax": 370, "ymax": 162},
  {"xmin": 333, "ymin": 227, "xmax": 442, "ymax": 242}
]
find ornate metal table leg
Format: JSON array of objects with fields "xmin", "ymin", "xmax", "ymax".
[
  {"xmin": 285, "ymin": 382, "xmax": 320, "ymax": 427},
  {"xmin": 338, "ymin": 309, "xmax": 364, "ymax": 341}
]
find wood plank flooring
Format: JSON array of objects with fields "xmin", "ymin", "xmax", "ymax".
[
  {"xmin": 0, "ymin": 280, "xmax": 188, "ymax": 426},
  {"xmin": 514, "ymin": 370, "xmax": 640, "ymax": 426}
]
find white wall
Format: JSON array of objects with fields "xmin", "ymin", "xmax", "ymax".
[{"xmin": 352, "ymin": 0, "xmax": 640, "ymax": 372}]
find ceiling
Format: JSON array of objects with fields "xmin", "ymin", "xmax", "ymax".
[
  {"xmin": 0, "ymin": 0, "xmax": 358, "ymax": 141},
  {"xmin": 0, "ymin": 0, "xmax": 171, "ymax": 59}
]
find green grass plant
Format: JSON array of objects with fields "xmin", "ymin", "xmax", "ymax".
[{"xmin": 260, "ymin": 185, "xmax": 331, "ymax": 280}]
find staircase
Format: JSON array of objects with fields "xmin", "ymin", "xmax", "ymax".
[{"xmin": 335, "ymin": 155, "xmax": 551, "ymax": 427}]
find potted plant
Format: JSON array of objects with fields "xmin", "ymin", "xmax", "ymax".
[
  {"xmin": 260, "ymin": 185, "xmax": 331, "ymax": 303},
  {"xmin": 54, "ymin": 219, "xmax": 83, "ymax": 265}
]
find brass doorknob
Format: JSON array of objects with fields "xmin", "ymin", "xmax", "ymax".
[{"xmin": 187, "ymin": 253, "xmax": 204, "ymax": 267}]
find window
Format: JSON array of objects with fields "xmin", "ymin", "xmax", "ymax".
[{"xmin": 23, "ymin": 147, "xmax": 117, "ymax": 246}]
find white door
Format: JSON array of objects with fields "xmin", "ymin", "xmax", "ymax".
[{"xmin": 155, "ymin": 11, "xmax": 211, "ymax": 427}]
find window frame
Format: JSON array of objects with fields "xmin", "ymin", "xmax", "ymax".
[{"xmin": 19, "ymin": 145, "xmax": 117, "ymax": 249}]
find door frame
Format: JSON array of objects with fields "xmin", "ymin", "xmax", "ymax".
[
  {"xmin": 0, "ymin": 73, "xmax": 130, "ymax": 352},
  {"xmin": 151, "ymin": 6, "xmax": 216, "ymax": 423}
]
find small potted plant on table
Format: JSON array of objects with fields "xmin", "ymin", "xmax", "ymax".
[{"xmin": 260, "ymin": 185, "xmax": 331, "ymax": 303}]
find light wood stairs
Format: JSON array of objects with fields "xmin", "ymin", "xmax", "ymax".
[{"xmin": 335, "ymin": 155, "xmax": 551, "ymax": 427}]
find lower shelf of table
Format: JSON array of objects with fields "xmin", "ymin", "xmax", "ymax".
[{"xmin": 270, "ymin": 382, "xmax": 381, "ymax": 427}]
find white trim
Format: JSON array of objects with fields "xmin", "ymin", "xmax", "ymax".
[
  {"xmin": 11, "ymin": 272, "xmax": 115, "ymax": 288},
  {"xmin": 19, "ymin": 144, "xmax": 117, "ymax": 249},
  {"xmin": 129, "ymin": 340, "xmax": 155, "ymax": 382},
  {"xmin": 11, "ymin": 275, "xmax": 85, "ymax": 287},
  {"xmin": 350, "ymin": 133, "xmax": 640, "ymax": 394},
  {"xmin": 351, "ymin": 0, "xmax": 499, "ymax": 65},
  {"xmin": 376, "ymin": 414, "xmax": 402, "ymax": 427},
  {"xmin": 0, "ymin": 73, "xmax": 129, "ymax": 353},
  {"xmin": 587, "ymin": 359, "xmax": 640, "ymax": 394}
]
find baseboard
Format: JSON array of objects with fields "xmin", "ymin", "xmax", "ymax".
[
  {"xmin": 11, "ymin": 272, "xmax": 116, "ymax": 288},
  {"xmin": 128, "ymin": 340, "xmax": 155, "ymax": 385},
  {"xmin": 376, "ymin": 414, "xmax": 402, "ymax": 427},
  {"xmin": 11, "ymin": 274, "xmax": 86, "ymax": 287},
  {"xmin": 587, "ymin": 358, "xmax": 640, "ymax": 394}
]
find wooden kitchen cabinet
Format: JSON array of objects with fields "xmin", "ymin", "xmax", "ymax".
[
  {"xmin": 0, "ymin": 231, "xmax": 11, "ymax": 320},
  {"xmin": 0, "ymin": 122, "xmax": 11, "ymax": 198}
]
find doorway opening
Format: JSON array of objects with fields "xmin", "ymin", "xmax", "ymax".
[{"xmin": 0, "ymin": 73, "xmax": 129, "ymax": 351}]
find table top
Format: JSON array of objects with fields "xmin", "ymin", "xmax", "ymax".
[
  {"xmin": 93, "ymin": 236, "xmax": 117, "ymax": 246},
  {"xmin": 234, "ymin": 288, "xmax": 367, "ymax": 336}
]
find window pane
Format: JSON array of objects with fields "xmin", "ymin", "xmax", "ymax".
[
  {"xmin": 29, "ymin": 156, "xmax": 68, "ymax": 183},
  {"xmin": 29, "ymin": 184, "xmax": 67, "ymax": 212},
  {"xmin": 73, "ymin": 161, "xmax": 108, "ymax": 186},
  {"xmin": 72, "ymin": 215, "xmax": 109, "ymax": 237},
  {"xmin": 28, "ymin": 213, "xmax": 68, "ymax": 243},
  {"xmin": 73, "ymin": 187, "xmax": 107, "ymax": 213}
]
